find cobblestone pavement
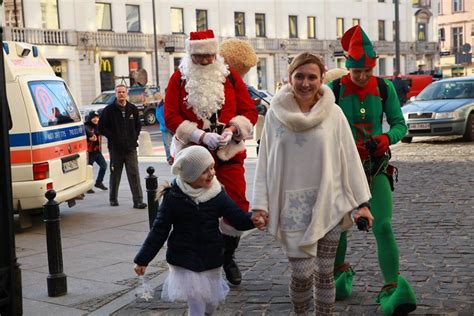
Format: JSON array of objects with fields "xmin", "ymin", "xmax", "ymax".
[{"xmin": 115, "ymin": 137, "xmax": 474, "ymax": 316}]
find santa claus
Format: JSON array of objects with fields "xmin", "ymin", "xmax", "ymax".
[{"xmin": 164, "ymin": 29, "xmax": 258, "ymax": 286}]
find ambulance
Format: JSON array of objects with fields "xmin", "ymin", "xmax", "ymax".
[{"xmin": 3, "ymin": 41, "xmax": 93, "ymax": 223}]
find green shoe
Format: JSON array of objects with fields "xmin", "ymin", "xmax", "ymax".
[
  {"xmin": 376, "ymin": 275, "xmax": 417, "ymax": 316},
  {"xmin": 334, "ymin": 262, "xmax": 355, "ymax": 300}
]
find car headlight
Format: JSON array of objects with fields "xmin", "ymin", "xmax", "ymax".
[{"xmin": 434, "ymin": 112, "xmax": 458, "ymax": 119}]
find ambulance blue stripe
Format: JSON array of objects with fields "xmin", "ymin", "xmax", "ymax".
[{"xmin": 10, "ymin": 125, "xmax": 86, "ymax": 147}]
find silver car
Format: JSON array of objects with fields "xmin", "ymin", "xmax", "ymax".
[{"xmin": 401, "ymin": 77, "xmax": 474, "ymax": 143}]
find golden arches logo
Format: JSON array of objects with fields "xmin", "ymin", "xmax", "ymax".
[{"xmin": 100, "ymin": 59, "xmax": 112, "ymax": 72}]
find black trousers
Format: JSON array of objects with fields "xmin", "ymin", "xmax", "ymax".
[{"xmin": 109, "ymin": 149, "xmax": 143, "ymax": 204}]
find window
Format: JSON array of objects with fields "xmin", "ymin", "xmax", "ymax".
[
  {"xmin": 41, "ymin": 0, "xmax": 59, "ymax": 29},
  {"xmin": 289, "ymin": 15, "xmax": 298, "ymax": 38},
  {"xmin": 393, "ymin": 21, "xmax": 396, "ymax": 41},
  {"xmin": 336, "ymin": 18, "xmax": 344, "ymax": 38},
  {"xmin": 353, "ymin": 19, "xmax": 360, "ymax": 26},
  {"xmin": 128, "ymin": 57, "xmax": 142, "ymax": 87},
  {"xmin": 4, "ymin": 0, "xmax": 25, "ymax": 27},
  {"xmin": 257, "ymin": 58, "xmax": 267, "ymax": 90},
  {"xmin": 439, "ymin": 28, "xmax": 445, "ymax": 41},
  {"xmin": 29, "ymin": 80, "xmax": 81, "ymax": 127},
  {"xmin": 452, "ymin": 27, "xmax": 463, "ymax": 53},
  {"xmin": 171, "ymin": 7, "xmax": 184, "ymax": 33},
  {"xmin": 379, "ymin": 58, "xmax": 386, "ymax": 76},
  {"xmin": 307, "ymin": 16, "xmax": 316, "ymax": 39},
  {"xmin": 126, "ymin": 5, "xmax": 140, "ymax": 32},
  {"xmin": 378, "ymin": 0, "xmax": 385, "ymax": 2},
  {"xmin": 417, "ymin": 22, "xmax": 427, "ymax": 41},
  {"xmin": 196, "ymin": 9, "xmax": 208, "ymax": 31},
  {"xmin": 235, "ymin": 12, "xmax": 245, "ymax": 36},
  {"xmin": 453, "ymin": 0, "xmax": 463, "ymax": 12},
  {"xmin": 378, "ymin": 20, "xmax": 386, "ymax": 40},
  {"xmin": 256, "ymin": 13, "xmax": 266, "ymax": 37},
  {"xmin": 96, "ymin": 3, "xmax": 112, "ymax": 31},
  {"xmin": 173, "ymin": 57, "xmax": 182, "ymax": 71}
]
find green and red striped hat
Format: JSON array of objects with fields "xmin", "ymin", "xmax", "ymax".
[{"xmin": 341, "ymin": 25, "xmax": 377, "ymax": 68}]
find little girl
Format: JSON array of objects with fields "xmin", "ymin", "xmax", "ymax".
[{"xmin": 134, "ymin": 146, "xmax": 265, "ymax": 316}]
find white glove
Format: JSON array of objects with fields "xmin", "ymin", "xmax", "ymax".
[
  {"xmin": 219, "ymin": 131, "xmax": 233, "ymax": 146},
  {"xmin": 202, "ymin": 133, "xmax": 222, "ymax": 150},
  {"xmin": 189, "ymin": 129, "xmax": 205, "ymax": 144}
]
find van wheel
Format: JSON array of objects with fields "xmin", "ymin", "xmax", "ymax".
[
  {"xmin": 144, "ymin": 110, "xmax": 157, "ymax": 125},
  {"xmin": 401, "ymin": 136, "xmax": 412, "ymax": 143},
  {"xmin": 463, "ymin": 113, "xmax": 474, "ymax": 142}
]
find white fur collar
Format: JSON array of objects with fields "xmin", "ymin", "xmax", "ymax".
[
  {"xmin": 176, "ymin": 177, "xmax": 222, "ymax": 204},
  {"xmin": 271, "ymin": 84, "xmax": 335, "ymax": 132}
]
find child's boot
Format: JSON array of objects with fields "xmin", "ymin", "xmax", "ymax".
[
  {"xmin": 223, "ymin": 235, "xmax": 241, "ymax": 285},
  {"xmin": 334, "ymin": 262, "xmax": 354, "ymax": 300},
  {"xmin": 376, "ymin": 275, "xmax": 417, "ymax": 316}
]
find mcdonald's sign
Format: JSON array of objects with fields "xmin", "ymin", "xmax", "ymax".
[{"xmin": 100, "ymin": 59, "xmax": 112, "ymax": 72}]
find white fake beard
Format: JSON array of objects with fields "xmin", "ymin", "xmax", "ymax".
[{"xmin": 179, "ymin": 55, "xmax": 230, "ymax": 121}]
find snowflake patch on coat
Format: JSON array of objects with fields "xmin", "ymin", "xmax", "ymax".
[{"xmin": 280, "ymin": 188, "xmax": 317, "ymax": 231}]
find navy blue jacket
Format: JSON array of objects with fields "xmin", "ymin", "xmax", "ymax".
[{"xmin": 134, "ymin": 180, "xmax": 255, "ymax": 272}]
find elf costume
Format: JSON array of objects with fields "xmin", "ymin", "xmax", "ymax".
[{"xmin": 327, "ymin": 25, "xmax": 417, "ymax": 315}]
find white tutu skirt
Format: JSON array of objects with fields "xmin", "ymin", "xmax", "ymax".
[{"xmin": 161, "ymin": 264, "xmax": 229, "ymax": 305}]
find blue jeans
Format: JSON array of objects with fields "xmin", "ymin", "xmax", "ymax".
[
  {"xmin": 88, "ymin": 151, "xmax": 107, "ymax": 184},
  {"xmin": 162, "ymin": 130, "xmax": 173, "ymax": 162}
]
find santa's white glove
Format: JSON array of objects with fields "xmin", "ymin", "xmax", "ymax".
[
  {"xmin": 189, "ymin": 129, "xmax": 205, "ymax": 144},
  {"xmin": 220, "ymin": 131, "xmax": 233, "ymax": 146},
  {"xmin": 202, "ymin": 133, "xmax": 222, "ymax": 150}
]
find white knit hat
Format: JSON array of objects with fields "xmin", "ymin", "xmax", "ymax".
[
  {"xmin": 171, "ymin": 146, "xmax": 215, "ymax": 183},
  {"xmin": 185, "ymin": 29, "xmax": 218, "ymax": 55}
]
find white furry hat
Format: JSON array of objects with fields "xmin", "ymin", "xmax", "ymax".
[
  {"xmin": 185, "ymin": 29, "xmax": 218, "ymax": 55},
  {"xmin": 171, "ymin": 146, "xmax": 214, "ymax": 183}
]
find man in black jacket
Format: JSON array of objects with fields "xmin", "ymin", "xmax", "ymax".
[
  {"xmin": 98, "ymin": 84, "xmax": 147, "ymax": 209},
  {"xmin": 392, "ymin": 71, "xmax": 410, "ymax": 106}
]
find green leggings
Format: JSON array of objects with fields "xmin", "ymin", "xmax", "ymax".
[{"xmin": 335, "ymin": 174, "xmax": 400, "ymax": 284}]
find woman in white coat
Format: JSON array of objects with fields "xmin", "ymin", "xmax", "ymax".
[{"xmin": 252, "ymin": 53, "xmax": 374, "ymax": 315}]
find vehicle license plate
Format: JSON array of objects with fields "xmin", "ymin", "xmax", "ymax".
[
  {"xmin": 62, "ymin": 159, "xmax": 79, "ymax": 173},
  {"xmin": 409, "ymin": 123, "xmax": 430, "ymax": 130}
]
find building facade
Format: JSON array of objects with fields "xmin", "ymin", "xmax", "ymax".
[
  {"xmin": 1, "ymin": 0, "xmax": 439, "ymax": 106},
  {"xmin": 437, "ymin": 0, "xmax": 473, "ymax": 77}
]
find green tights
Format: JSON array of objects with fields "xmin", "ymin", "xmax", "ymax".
[{"xmin": 335, "ymin": 174, "xmax": 400, "ymax": 284}]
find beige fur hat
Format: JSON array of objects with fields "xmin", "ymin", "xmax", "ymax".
[{"xmin": 220, "ymin": 39, "xmax": 257, "ymax": 76}]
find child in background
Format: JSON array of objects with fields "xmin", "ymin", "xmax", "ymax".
[
  {"xmin": 84, "ymin": 111, "xmax": 108, "ymax": 193},
  {"xmin": 156, "ymin": 99, "xmax": 173, "ymax": 165},
  {"xmin": 134, "ymin": 146, "xmax": 266, "ymax": 316}
]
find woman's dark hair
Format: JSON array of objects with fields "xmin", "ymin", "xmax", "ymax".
[{"xmin": 288, "ymin": 53, "xmax": 326, "ymax": 79}]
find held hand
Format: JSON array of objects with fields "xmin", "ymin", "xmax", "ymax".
[
  {"xmin": 202, "ymin": 132, "xmax": 223, "ymax": 150},
  {"xmin": 251, "ymin": 210, "xmax": 269, "ymax": 230},
  {"xmin": 134, "ymin": 264, "xmax": 146, "ymax": 276},
  {"xmin": 353, "ymin": 207, "xmax": 374, "ymax": 230},
  {"xmin": 373, "ymin": 134, "xmax": 390, "ymax": 157},
  {"xmin": 356, "ymin": 144, "xmax": 369, "ymax": 161},
  {"xmin": 219, "ymin": 131, "xmax": 233, "ymax": 146}
]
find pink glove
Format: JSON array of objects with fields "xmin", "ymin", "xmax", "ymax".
[
  {"xmin": 202, "ymin": 132, "xmax": 222, "ymax": 150},
  {"xmin": 373, "ymin": 134, "xmax": 390, "ymax": 157},
  {"xmin": 219, "ymin": 131, "xmax": 233, "ymax": 146}
]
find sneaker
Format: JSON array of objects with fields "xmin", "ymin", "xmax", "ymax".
[
  {"xmin": 224, "ymin": 259, "xmax": 242, "ymax": 285},
  {"xmin": 87, "ymin": 189, "xmax": 95, "ymax": 194},
  {"xmin": 110, "ymin": 200, "xmax": 119, "ymax": 206},
  {"xmin": 95, "ymin": 182, "xmax": 108, "ymax": 190},
  {"xmin": 133, "ymin": 202, "xmax": 147, "ymax": 209}
]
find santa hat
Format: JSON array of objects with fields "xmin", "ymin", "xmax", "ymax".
[
  {"xmin": 186, "ymin": 29, "xmax": 218, "ymax": 55},
  {"xmin": 341, "ymin": 25, "xmax": 377, "ymax": 68}
]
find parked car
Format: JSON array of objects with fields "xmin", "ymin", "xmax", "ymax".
[
  {"xmin": 401, "ymin": 77, "xmax": 474, "ymax": 143},
  {"xmin": 80, "ymin": 86, "xmax": 162, "ymax": 125}
]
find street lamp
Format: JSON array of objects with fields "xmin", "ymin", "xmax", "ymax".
[
  {"xmin": 394, "ymin": 0, "xmax": 401, "ymax": 73},
  {"xmin": 152, "ymin": 0, "xmax": 160, "ymax": 89}
]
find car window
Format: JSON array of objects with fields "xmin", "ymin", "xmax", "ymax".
[
  {"xmin": 128, "ymin": 87, "xmax": 162, "ymax": 105},
  {"xmin": 28, "ymin": 80, "xmax": 81, "ymax": 127},
  {"xmin": 93, "ymin": 93, "xmax": 115, "ymax": 104},
  {"xmin": 416, "ymin": 80, "xmax": 474, "ymax": 101}
]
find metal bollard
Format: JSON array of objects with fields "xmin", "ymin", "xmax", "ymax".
[
  {"xmin": 43, "ymin": 190, "xmax": 67, "ymax": 297},
  {"xmin": 145, "ymin": 166, "xmax": 158, "ymax": 229}
]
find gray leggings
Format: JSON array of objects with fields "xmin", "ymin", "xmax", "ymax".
[{"xmin": 288, "ymin": 224, "xmax": 342, "ymax": 316}]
